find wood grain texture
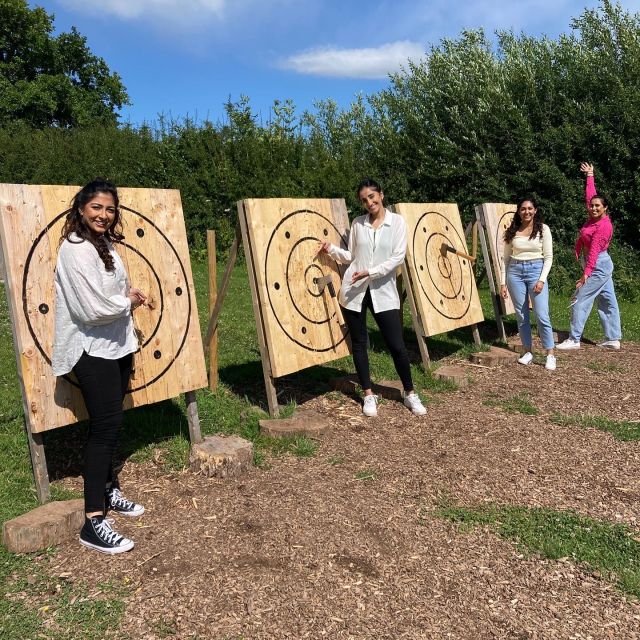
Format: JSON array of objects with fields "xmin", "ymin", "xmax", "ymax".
[
  {"xmin": 0, "ymin": 184, "xmax": 207, "ymax": 434},
  {"xmin": 477, "ymin": 203, "xmax": 516, "ymax": 316},
  {"xmin": 394, "ymin": 203, "xmax": 484, "ymax": 337},
  {"xmin": 240, "ymin": 198, "xmax": 351, "ymax": 378}
]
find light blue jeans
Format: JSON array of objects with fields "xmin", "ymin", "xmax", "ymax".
[
  {"xmin": 570, "ymin": 252, "xmax": 621, "ymax": 341},
  {"xmin": 506, "ymin": 258, "xmax": 554, "ymax": 350}
]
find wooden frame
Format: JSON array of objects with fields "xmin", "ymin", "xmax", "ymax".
[
  {"xmin": 475, "ymin": 203, "xmax": 517, "ymax": 342},
  {"xmin": 0, "ymin": 184, "xmax": 207, "ymax": 502}
]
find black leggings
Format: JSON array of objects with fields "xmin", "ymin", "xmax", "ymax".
[
  {"xmin": 73, "ymin": 352, "xmax": 133, "ymax": 513},
  {"xmin": 342, "ymin": 288, "xmax": 413, "ymax": 393}
]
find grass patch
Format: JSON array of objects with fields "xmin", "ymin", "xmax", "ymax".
[
  {"xmin": 551, "ymin": 412, "xmax": 640, "ymax": 442},
  {"xmin": 585, "ymin": 361, "xmax": 627, "ymax": 373},
  {"xmin": 437, "ymin": 503, "xmax": 640, "ymax": 598},
  {"xmin": 354, "ymin": 469, "xmax": 377, "ymax": 481},
  {"xmin": 327, "ymin": 455, "xmax": 345, "ymax": 466},
  {"xmin": 483, "ymin": 392, "xmax": 539, "ymax": 415}
]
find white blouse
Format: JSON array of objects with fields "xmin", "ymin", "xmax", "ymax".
[
  {"xmin": 52, "ymin": 233, "xmax": 138, "ymax": 376},
  {"xmin": 501, "ymin": 224, "xmax": 553, "ymax": 286},
  {"xmin": 326, "ymin": 209, "xmax": 407, "ymax": 313}
]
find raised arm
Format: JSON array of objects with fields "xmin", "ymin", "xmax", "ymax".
[{"xmin": 580, "ymin": 162, "xmax": 597, "ymax": 211}]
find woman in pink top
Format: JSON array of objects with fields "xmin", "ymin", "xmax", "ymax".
[{"xmin": 556, "ymin": 163, "xmax": 622, "ymax": 350}]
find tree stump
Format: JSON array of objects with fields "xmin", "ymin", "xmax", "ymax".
[
  {"xmin": 469, "ymin": 346, "xmax": 519, "ymax": 366},
  {"xmin": 190, "ymin": 435, "xmax": 253, "ymax": 478},
  {"xmin": 259, "ymin": 410, "xmax": 330, "ymax": 438},
  {"xmin": 3, "ymin": 499, "xmax": 84, "ymax": 553},
  {"xmin": 433, "ymin": 365, "xmax": 470, "ymax": 387}
]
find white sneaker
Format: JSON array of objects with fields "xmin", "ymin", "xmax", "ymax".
[
  {"xmin": 362, "ymin": 394, "xmax": 378, "ymax": 417},
  {"xmin": 597, "ymin": 340, "xmax": 620, "ymax": 350},
  {"xmin": 403, "ymin": 392, "xmax": 427, "ymax": 416},
  {"xmin": 556, "ymin": 338, "xmax": 580, "ymax": 350},
  {"xmin": 517, "ymin": 352, "xmax": 534, "ymax": 365},
  {"xmin": 545, "ymin": 355, "xmax": 557, "ymax": 371}
]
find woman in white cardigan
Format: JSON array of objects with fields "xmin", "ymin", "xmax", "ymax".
[
  {"xmin": 318, "ymin": 178, "xmax": 426, "ymax": 417},
  {"xmin": 499, "ymin": 197, "xmax": 555, "ymax": 370}
]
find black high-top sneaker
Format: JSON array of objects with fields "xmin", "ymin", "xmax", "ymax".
[
  {"xmin": 80, "ymin": 516, "xmax": 134, "ymax": 554},
  {"xmin": 105, "ymin": 487, "xmax": 145, "ymax": 517}
]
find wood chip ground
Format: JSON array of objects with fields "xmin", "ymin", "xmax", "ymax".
[{"xmin": 42, "ymin": 343, "xmax": 640, "ymax": 638}]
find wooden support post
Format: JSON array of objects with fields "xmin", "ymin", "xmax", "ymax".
[
  {"xmin": 206, "ymin": 230, "xmax": 219, "ymax": 391},
  {"xmin": 237, "ymin": 202, "xmax": 280, "ymax": 417},
  {"xmin": 204, "ymin": 226, "xmax": 240, "ymax": 351},
  {"xmin": 184, "ymin": 390, "xmax": 202, "ymax": 444},
  {"xmin": 27, "ymin": 429, "xmax": 50, "ymax": 504},
  {"xmin": 401, "ymin": 263, "xmax": 430, "ymax": 369},
  {"xmin": 471, "ymin": 324, "xmax": 482, "ymax": 346},
  {"xmin": 475, "ymin": 206, "xmax": 507, "ymax": 343}
]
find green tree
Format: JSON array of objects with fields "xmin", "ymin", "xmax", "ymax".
[{"xmin": 0, "ymin": 0, "xmax": 129, "ymax": 127}]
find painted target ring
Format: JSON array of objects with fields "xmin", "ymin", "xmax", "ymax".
[
  {"xmin": 494, "ymin": 209, "xmax": 516, "ymax": 275},
  {"xmin": 412, "ymin": 211, "xmax": 474, "ymax": 320},
  {"xmin": 22, "ymin": 205, "xmax": 192, "ymax": 393},
  {"xmin": 265, "ymin": 209, "xmax": 348, "ymax": 352}
]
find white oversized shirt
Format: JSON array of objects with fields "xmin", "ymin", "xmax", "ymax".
[
  {"xmin": 52, "ymin": 233, "xmax": 138, "ymax": 376},
  {"xmin": 326, "ymin": 209, "xmax": 407, "ymax": 313}
]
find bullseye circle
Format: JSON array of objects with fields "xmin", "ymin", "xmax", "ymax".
[
  {"xmin": 265, "ymin": 209, "xmax": 348, "ymax": 352},
  {"xmin": 412, "ymin": 211, "xmax": 475, "ymax": 320}
]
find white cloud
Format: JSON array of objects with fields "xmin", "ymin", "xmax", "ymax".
[
  {"xmin": 280, "ymin": 41, "xmax": 425, "ymax": 79},
  {"xmin": 58, "ymin": 0, "xmax": 226, "ymax": 24}
]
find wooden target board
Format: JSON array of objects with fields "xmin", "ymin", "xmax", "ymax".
[
  {"xmin": 0, "ymin": 184, "xmax": 208, "ymax": 434},
  {"xmin": 395, "ymin": 203, "xmax": 484, "ymax": 336},
  {"xmin": 477, "ymin": 203, "xmax": 516, "ymax": 316},
  {"xmin": 239, "ymin": 198, "xmax": 350, "ymax": 378}
]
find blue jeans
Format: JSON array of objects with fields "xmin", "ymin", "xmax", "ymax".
[
  {"xmin": 506, "ymin": 259, "xmax": 554, "ymax": 350},
  {"xmin": 570, "ymin": 252, "xmax": 621, "ymax": 341}
]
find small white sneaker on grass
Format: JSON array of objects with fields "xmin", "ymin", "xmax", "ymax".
[
  {"xmin": 545, "ymin": 354, "xmax": 557, "ymax": 371},
  {"xmin": 597, "ymin": 340, "xmax": 620, "ymax": 350},
  {"xmin": 403, "ymin": 392, "xmax": 427, "ymax": 416},
  {"xmin": 362, "ymin": 394, "xmax": 378, "ymax": 417},
  {"xmin": 517, "ymin": 352, "xmax": 533, "ymax": 365},
  {"xmin": 556, "ymin": 338, "xmax": 580, "ymax": 350}
]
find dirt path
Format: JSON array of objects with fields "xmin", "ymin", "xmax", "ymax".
[{"xmin": 48, "ymin": 344, "xmax": 640, "ymax": 639}]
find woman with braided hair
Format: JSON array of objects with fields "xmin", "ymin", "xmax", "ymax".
[{"xmin": 52, "ymin": 179, "xmax": 147, "ymax": 554}]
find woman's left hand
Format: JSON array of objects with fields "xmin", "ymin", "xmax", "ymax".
[
  {"xmin": 533, "ymin": 280, "xmax": 544, "ymax": 294},
  {"xmin": 575, "ymin": 275, "xmax": 588, "ymax": 289},
  {"xmin": 351, "ymin": 270, "xmax": 369, "ymax": 284}
]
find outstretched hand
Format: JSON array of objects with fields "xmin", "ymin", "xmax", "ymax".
[
  {"xmin": 128, "ymin": 287, "xmax": 147, "ymax": 309},
  {"xmin": 580, "ymin": 162, "xmax": 594, "ymax": 176},
  {"xmin": 316, "ymin": 241, "xmax": 331, "ymax": 255}
]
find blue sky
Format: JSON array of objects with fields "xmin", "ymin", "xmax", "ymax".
[{"xmin": 36, "ymin": 0, "xmax": 640, "ymax": 126}]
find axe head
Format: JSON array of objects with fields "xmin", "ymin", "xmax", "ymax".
[
  {"xmin": 440, "ymin": 242, "xmax": 456, "ymax": 257},
  {"xmin": 315, "ymin": 274, "xmax": 337, "ymax": 296}
]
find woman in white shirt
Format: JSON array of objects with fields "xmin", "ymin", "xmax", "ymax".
[
  {"xmin": 499, "ymin": 197, "xmax": 556, "ymax": 371},
  {"xmin": 318, "ymin": 179, "xmax": 426, "ymax": 417},
  {"xmin": 53, "ymin": 179, "xmax": 147, "ymax": 554}
]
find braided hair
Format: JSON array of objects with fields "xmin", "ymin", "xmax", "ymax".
[
  {"xmin": 60, "ymin": 179, "xmax": 124, "ymax": 272},
  {"xmin": 503, "ymin": 197, "xmax": 544, "ymax": 244}
]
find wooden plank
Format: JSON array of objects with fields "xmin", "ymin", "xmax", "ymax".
[
  {"xmin": 206, "ymin": 230, "xmax": 219, "ymax": 391},
  {"xmin": 475, "ymin": 205, "xmax": 507, "ymax": 342},
  {"xmin": 237, "ymin": 201, "xmax": 279, "ymax": 416},
  {"xmin": 400, "ymin": 263, "xmax": 430, "ymax": 369},
  {"xmin": 184, "ymin": 390, "xmax": 202, "ymax": 444},
  {"xmin": 239, "ymin": 198, "xmax": 351, "ymax": 379},
  {"xmin": 0, "ymin": 184, "xmax": 208, "ymax": 434},
  {"xmin": 394, "ymin": 202, "xmax": 484, "ymax": 338},
  {"xmin": 477, "ymin": 203, "xmax": 516, "ymax": 316}
]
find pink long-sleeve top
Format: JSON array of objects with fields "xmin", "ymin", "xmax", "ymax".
[{"xmin": 574, "ymin": 175, "xmax": 613, "ymax": 277}]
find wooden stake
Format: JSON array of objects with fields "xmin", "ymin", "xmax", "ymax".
[
  {"xmin": 203, "ymin": 226, "xmax": 240, "ymax": 351},
  {"xmin": 400, "ymin": 263, "xmax": 430, "ymax": 368},
  {"xmin": 184, "ymin": 390, "xmax": 202, "ymax": 444},
  {"xmin": 206, "ymin": 230, "xmax": 218, "ymax": 391}
]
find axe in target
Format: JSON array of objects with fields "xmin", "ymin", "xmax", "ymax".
[
  {"xmin": 316, "ymin": 275, "xmax": 346, "ymax": 327},
  {"xmin": 440, "ymin": 242, "xmax": 476, "ymax": 263}
]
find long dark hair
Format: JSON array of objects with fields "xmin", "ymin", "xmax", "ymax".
[
  {"xmin": 356, "ymin": 177, "xmax": 383, "ymax": 198},
  {"xmin": 503, "ymin": 197, "xmax": 544, "ymax": 244},
  {"xmin": 61, "ymin": 179, "xmax": 124, "ymax": 272}
]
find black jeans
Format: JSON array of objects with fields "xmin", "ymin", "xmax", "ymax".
[
  {"xmin": 341, "ymin": 288, "xmax": 413, "ymax": 393},
  {"xmin": 73, "ymin": 352, "xmax": 133, "ymax": 513}
]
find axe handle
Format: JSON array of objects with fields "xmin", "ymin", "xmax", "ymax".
[
  {"xmin": 325, "ymin": 281, "xmax": 346, "ymax": 327},
  {"xmin": 447, "ymin": 246, "xmax": 476, "ymax": 262}
]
